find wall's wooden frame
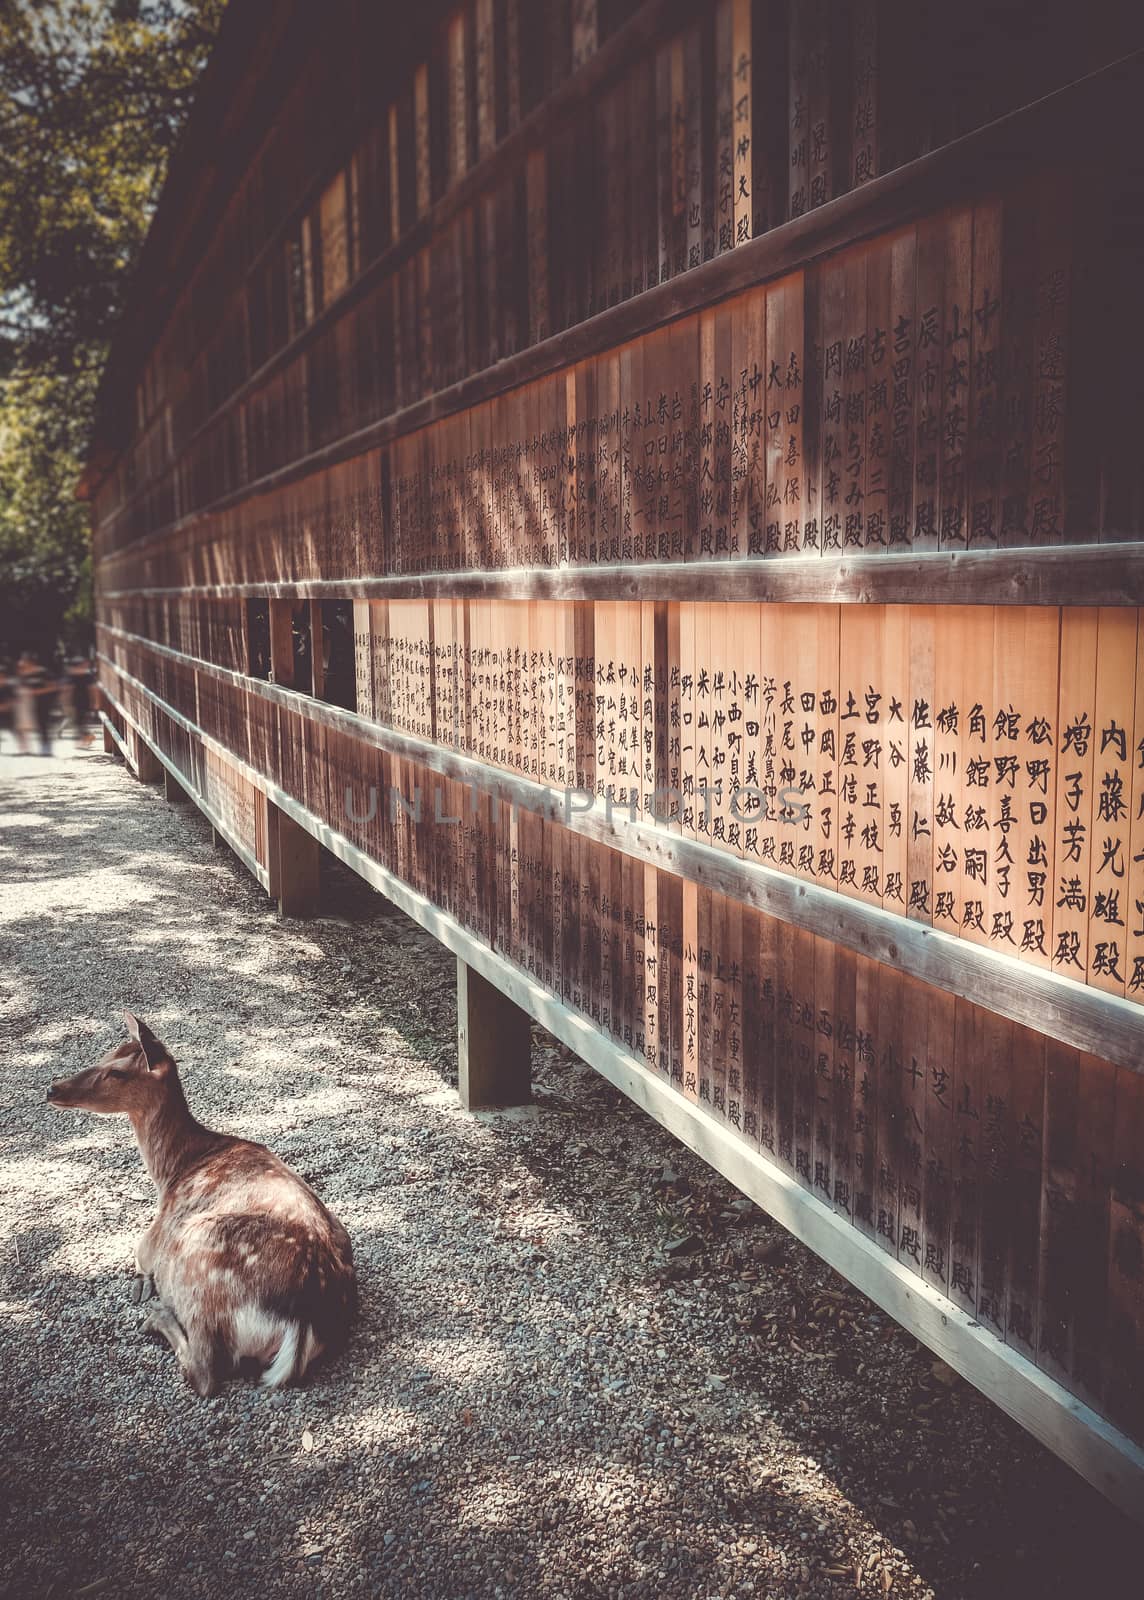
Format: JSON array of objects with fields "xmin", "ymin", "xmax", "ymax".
[
  {"xmin": 93, "ymin": 49, "xmax": 1144, "ymax": 561},
  {"xmin": 97, "ymin": 680, "xmax": 1144, "ymax": 1523},
  {"xmin": 98, "ymin": 633, "xmax": 1144, "ymax": 1074},
  {"xmin": 103, "ymin": 543, "xmax": 1144, "ymax": 609}
]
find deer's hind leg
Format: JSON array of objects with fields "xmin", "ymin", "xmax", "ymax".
[{"xmin": 142, "ymin": 1304, "xmax": 222, "ymax": 1398}]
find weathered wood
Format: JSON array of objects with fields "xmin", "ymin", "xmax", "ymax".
[
  {"xmin": 135, "ymin": 740, "xmax": 162, "ymax": 783},
  {"xmin": 163, "ymin": 768, "xmax": 189, "ymax": 804},
  {"xmin": 100, "ymin": 713, "xmax": 128, "ymax": 761},
  {"xmin": 98, "ymin": 650, "xmax": 1144, "ymax": 1076},
  {"xmin": 91, "ymin": 53, "xmax": 1144, "ymax": 562},
  {"xmin": 99, "ymin": 541, "xmax": 1144, "ymax": 608},
  {"xmin": 456, "ymin": 955, "xmax": 532, "ymax": 1109},
  {"xmin": 269, "ymin": 798, "xmax": 321, "ymax": 919}
]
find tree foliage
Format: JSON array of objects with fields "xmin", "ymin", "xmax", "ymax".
[{"xmin": 0, "ymin": 0, "xmax": 224, "ymax": 657}]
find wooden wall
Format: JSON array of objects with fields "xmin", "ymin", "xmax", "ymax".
[{"xmin": 90, "ymin": 0, "xmax": 1144, "ymax": 1509}]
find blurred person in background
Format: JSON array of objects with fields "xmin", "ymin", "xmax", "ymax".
[
  {"xmin": 13, "ymin": 654, "xmax": 39, "ymax": 753},
  {"xmin": 15, "ymin": 653, "xmax": 56, "ymax": 756},
  {"xmin": 0, "ymin": 663, "xmax": 12, "ymax": 754}
]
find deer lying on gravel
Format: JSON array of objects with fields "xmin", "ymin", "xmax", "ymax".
[{"xmin": 46, "ymin": 1013, "xmax": 356, "ymax": 1397}]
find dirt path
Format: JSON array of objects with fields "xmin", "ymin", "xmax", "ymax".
[{"xmin": 0, "ymin": 738, "xmax": 1134, "ymax": 1599}]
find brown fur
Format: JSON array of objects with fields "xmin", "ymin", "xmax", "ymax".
[{"xmin": 47, "ymin": 1013, "xmax": 356, "ymax": 1396}]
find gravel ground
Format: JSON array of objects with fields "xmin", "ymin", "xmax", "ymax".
[{"xmin": 0, "ymin": 736, "xmax": 1136, "ymax": 1600}]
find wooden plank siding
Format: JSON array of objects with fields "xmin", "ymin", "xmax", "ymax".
[{"xmin": 88, "ymin": 0, "xmax": 1144, "ymax": 1517}]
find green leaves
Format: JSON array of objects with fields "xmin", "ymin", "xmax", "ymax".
[{"xmin": 0, "ymin": 0, "xmax": 223, "ymax": 655}]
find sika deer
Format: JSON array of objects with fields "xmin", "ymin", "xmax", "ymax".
[{"xmin": 46, "ymin": 1013, "xmax": 356, "ymax": 1397}]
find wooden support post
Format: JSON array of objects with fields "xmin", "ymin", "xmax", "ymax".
[
  {"xmin": 268, "ymin": 798, "xmax": 320, "ymax": 918},
  {"xmin": 163, "ymin": 768, "xmax": 189, "ymax": 803},
  {"xmin": 456, "ymin": 956, "xmax": 531, "ymax": 1110},
  {"xmin": 211, "ymin": 826, "xmax": 227, "ymax": 851},
  {"xmin": 102, "ymin": 721, "xmax": 117, "ymax": 756},
  {"xmin": 135, "ymin": 742, "xmax": 162, "ymax": 784}
]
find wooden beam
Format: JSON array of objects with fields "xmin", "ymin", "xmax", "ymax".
[
  {"xmin": 98, "ymin": 651, "xmax": 1144, "ymax": 1074},
  {"xmin": 163, "ymin": 768, "xmax": 189, "ymax": 804},
  {"xmin": 269, "ymin": 797, "xmax": 321, "ymax": 919},
  {"xmin": 134, "ymin": 740, "xmax": 162, "ymax": 783},
  {"xmin": 457, "ymin": 956, "xmax": 532, "ymax": 1109},
  {"xmin": 103, "ymin": 542, "xmax": 1144, "ymax": 609}
]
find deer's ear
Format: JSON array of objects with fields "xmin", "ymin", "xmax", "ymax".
[{"xmin": 123, "ymin": 1012, "xmax": 168, "ymax": 1070}]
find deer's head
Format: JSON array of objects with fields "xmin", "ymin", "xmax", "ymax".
[{"xmin": 47, "ymin": 1013, "xmax": 175, "ymax": 1115}]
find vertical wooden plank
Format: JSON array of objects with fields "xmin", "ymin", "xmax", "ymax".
[
  {"xmin": 871, "ymin": 961, "xmax": 901, "ymax": 1256},
  {"xmin": 765, "ymin": 272, "xmax": 805, "ymax": 557},
  {"xmin": 948, "ymin": 998, "xmax": 981, "ymax": 1317},
  {"xmin": 388, "ymin": 103, "xmax": 403, "ymax": 243},
  {"xmin": 475, "ymin": 0, "xmax": 497, "ymax": 161},
  {"xmin": 1029, "ymin": 169, "xmax": 1072, "ymax": 545},
  {"xmin": 414, "ymin": 62, "xmax": 432, "ymax": 217},
  {"xmin": 999, "ymin": 178, "xmax": 1035, "ymax": 547},
  {"xmin": 448, "ymin": 9, "xmax": 470, "ymax": 187},
  {"xmin": 911, "ymin": 214, "xmax": 944, "ymax": 551},
  {"xmin": 1006, "ymin": 1025, "xmax": 1046, "ymax": 1364},
  {"xmin": 921, "ymin": 987, "xmax": 955, "ymax": 1296},
  {"xmin": 840, "ymin": 243, "xmax": 867, "ymax": 553},
  {"xmin": 1072, "ymin": 1052, "xmax": 1117, "ymax": 1411},
  {"xmin": 886, "ymin": 225, "xmax": 916, "ymax": 549},
  {"xmin": 848, "ymin": 953, "xmax": 875, "ymax": 1236},
  {"xmin": 863, "ymin": 233, "xmax": 892, "ymax": 549},
  {"xmin": 938, "ymin": 206, "xmax": 972, "ymax": 550},
  {"xmin": 805, "ymin": 0, "xmax": 832, "ymax": 214},
  {"xmin": 792, "ymin": 926, "xmax": 816, "ymax": 1193},
  {"xmin": 968, "ymin": 196, "xmax": 1003, "ymax": 547},
  {"xmin": 975, "ymin": 1012, "xmax": 1013, "ymax": 1342},
  {"xmin": 731, "ymin": 0, "xmax": 753, "ymax": 249},
  {"xmin": 787, "ymin": 0, "xmax": 809, "ymax": 222},
  {"xmin": 849, "ymin": 0, "xmax": 877, "ymax": 188},
  {"xmin": 817, "ymin": 253, "xmax": 844, "ymax": 557},
  {"xmin": 906, "ymin": 605, "xmax": 935, "ymax": 925},
  {"xmin": 1127, "ymin": 609, "xmax": 1144, "ymax": 1002},
  {"xmin": 1038, "ymin": 1040, "xmax": 1080, "ymax": 1384},
  {"xmin": 811, "ymin": 932, "xmax": 836, "ymax": 1212},
  {"xmin": 712, "ymin": 1, "xmax": 734, "ymax": 259},
  {"xmin": 1088, "ymin": 608, "xmax": 1137, "ymax": 994}
]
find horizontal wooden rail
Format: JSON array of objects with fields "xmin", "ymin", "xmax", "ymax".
[
  {"xmin": 99, "ymin": 542, "xmax": 1144, "ymax": 608},
  {"xmin": 98, "ymin": 707, "xmax": 137, "ymax": 770},
  {"xmin": 93, "ymin": 48, "xmax": 1144, "ymax": 562},
  {"xmin": 97, "ymin": 677, "xmax": 1144, "ymax": 1524},
  {"xmin": 98, "ymin": 632, "xmax": 1144, "ymax": 1074}
]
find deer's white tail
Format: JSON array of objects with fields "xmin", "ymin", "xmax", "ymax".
[{"xmin": 261, "ymin": 1321, "xmax": 303, "ymax": 1388}]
